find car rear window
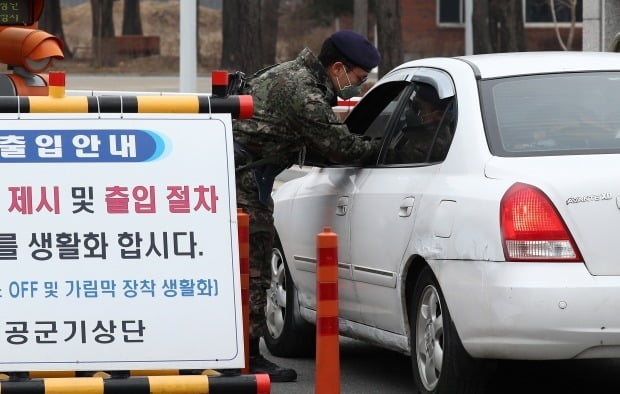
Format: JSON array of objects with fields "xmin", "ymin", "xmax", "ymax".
[{"xmin": 480, "ymin": 72, "xmax": 620, "ymax": 157}]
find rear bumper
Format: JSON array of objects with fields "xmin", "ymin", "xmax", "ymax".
[{"xmin": 434, "ymin": 260, "xmax": 620, "ymax": 360}]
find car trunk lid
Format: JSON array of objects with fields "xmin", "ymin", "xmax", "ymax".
[{"xmin": 485, "ymin": 155, "xmax": 620, "ymax": 275}]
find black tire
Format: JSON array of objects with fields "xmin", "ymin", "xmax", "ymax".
[
  {"xmin": 411, "ymin": 265, "xmax": 491, "ymax": 394},
  {"xmin": 263, "ymin": 238, "xmax": 315, "ymax": 357}
]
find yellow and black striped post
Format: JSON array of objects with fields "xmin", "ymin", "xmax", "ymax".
[
  {"xmin": 0, "ymin": 71, "xmax": 254, "ymax": 119},
  {"xmin": 0, "ymin": 374, "xmax": 270, "ymax": 394},
  {"xmin": 18, "ymin": 370, "xmax": 216, "ymax": 379}
]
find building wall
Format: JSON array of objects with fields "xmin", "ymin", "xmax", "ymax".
[
  {"xmin": 583, "ymin": 0, "xmax": 602, "ymax": 51},
  {"xmin": 533, "ymin": 0, "xmax": 620, "ymax": 52},
  {"xmin": 525, "ymin": 27, "xmax": 583, "ymax": 51},
  {"xmin": 401, "ymin": 0, "xmax": 464, "ymax": 60},
  {"xmin": 401, "ymin": 0, "xmax": 583, "ymax": 60}
]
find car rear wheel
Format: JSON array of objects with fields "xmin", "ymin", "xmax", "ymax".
[
  {"xmin": 411, "ymin": 265, "xmax": 490, "ymax": 394},
  {"xmin": 264, "ymin": 239, "xmax": 315, "ymax": 357}
]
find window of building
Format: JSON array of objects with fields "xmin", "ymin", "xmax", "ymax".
[
  {"xmin": 436, "ymin": 0, "xmax": 582, "ymax": 26},
  {"xmin": 438, "ymin": 0, "xmax": 464, "ymax": 25},
  {"xmin": 524, "ymin": 0, "xmax": 582, "ymax": 24}
]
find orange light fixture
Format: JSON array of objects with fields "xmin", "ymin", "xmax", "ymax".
[{"xmin": 0, "ymin": 27, "xmax": 64, "ymax": 73}]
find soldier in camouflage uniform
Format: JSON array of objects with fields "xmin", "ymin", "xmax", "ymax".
[{"xmin": 233, "ymin": 30, "xmax": 380, "ymax": 382}]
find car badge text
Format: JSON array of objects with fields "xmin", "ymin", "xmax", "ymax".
[{"xmin": 565, "ymin": 193, "xmax": 612, "ymax": 205}]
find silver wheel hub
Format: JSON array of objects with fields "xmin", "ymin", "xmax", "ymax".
[
  {"xmin": 416, "ymin": 284, "xmax": 444, "ymax": 391},
  {"xmin": 424, "ymin": 321, "xmax": 434, "ymax": 355},
  {"xmin": 266, "ymin": 248, "xmax": 287, "ymax": 339}
]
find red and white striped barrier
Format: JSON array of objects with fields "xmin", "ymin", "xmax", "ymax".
[{"xmin": 332, "ymin": 97, "xmax": 361, "ymax": 117}]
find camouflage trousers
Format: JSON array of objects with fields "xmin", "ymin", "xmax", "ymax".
[
  {"xmin": 239, "ymin": 203, "xmax": 274, "ymax": 341},
  {"xmin": 236, "ymin": 168, "xmax": 275, "ymax": 341}
]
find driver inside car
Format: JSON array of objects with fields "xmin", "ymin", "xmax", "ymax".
[{"xmin": 387, "ymin": 84, "xmax": 454, "ymax": 164}]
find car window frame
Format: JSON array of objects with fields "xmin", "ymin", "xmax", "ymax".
[
  {"xmin": 333, "ymin": 66, "xmax": 458, "ymax": 168},
  {"xmin": 344, "ymin": 67, "xmax": 415, "ymax": 135},
  {"xmin": 378, "ymin": 68, "xmax": 458, "ymax": 167}
]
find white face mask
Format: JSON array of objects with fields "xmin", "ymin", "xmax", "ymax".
[{"xmin": 337, "ymin": 69, "xmax": 362, "ymax": 100}]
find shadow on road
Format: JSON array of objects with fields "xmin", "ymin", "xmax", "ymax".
[
  {"xmin": 489, "ymin": 358, "xmax": 620, "ymax": 394},
  {"xmin": 265, "ymin": 336, "xmax": 620, "ymax": 393}
]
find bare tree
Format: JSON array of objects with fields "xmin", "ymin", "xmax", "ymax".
[
  {"xmin": 376, "ymin": 0, "xmax": 402, "ymax": 78},
  {"xmin": 90, "ymin": 0, "xmax": 116, "ymax": 67},
  {"xmin": 473, "ymin": 0, "xmax": 525, "ymax": 53},
  {"xmin": 490, "ymin": 0, "xmax": 526, "ymax": 52},
  {"xmin": 473, "ymin": 0, "xmax": 493, "ymax": 54},
  {"xmin": 221, "ymin": 0, "xmax": 278, "ymax": 74},
  {"xmin": 39, "ymin": 0, "xmax": 72, "ymax": 58},
  {"xmin": 197, "ymin": 3, "xmax": 202, "ymax": 66},
  {"xmin": 237, "ymin": 1, "xmax": 261, "ymax": 73},
  {"xmin": 353, "ymin": 0, "xmax": 368, "ymax": 36},
  {"xmin": 260, "ymin": 0, "xmax": 280, "ymax": 67},
  {"xmin": 221, "ymin": 0, "xmax": 240, "ymax": 70},
  {"xmin": 549, "ymin": 0, "xmax": 577, "ymax": 50},
  {"xmin": 122, "ymin": 0, "xmax": 143, "ymax": 36}
]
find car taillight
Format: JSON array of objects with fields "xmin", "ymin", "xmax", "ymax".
[{"xmin": 500, "ymin": 183, "xmax": 582, "ymax": 262}]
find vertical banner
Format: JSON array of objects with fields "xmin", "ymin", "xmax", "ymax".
[{"xmin": 0, "ymin": 113, "xmax": 242, "ymax": 371}]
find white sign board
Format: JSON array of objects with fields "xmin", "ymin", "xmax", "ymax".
[{"xmin": 0, "ymin": 113, "xmax": 242, "ymax": 371}]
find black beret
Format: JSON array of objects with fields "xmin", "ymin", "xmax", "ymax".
[{"xmin": 330, "ymin": 30, "xmax": 381, "ymax": 72}]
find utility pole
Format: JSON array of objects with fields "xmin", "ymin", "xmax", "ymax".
[
  {"xmin": 465, "ymin": 0, "xmax": 473, "ymax": 55},
  {"xmin": 180, "ymin": 1, "xmax": 197, "ymax": 92}
]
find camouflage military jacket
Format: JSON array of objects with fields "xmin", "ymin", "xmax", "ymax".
[{"xmin": 233, "ymin": 47, "xmax": 378, "ymax": 171}]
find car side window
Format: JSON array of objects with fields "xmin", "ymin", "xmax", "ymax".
[
  {"xmin": 360, "ymin": 84, "xmax": 412, "ymax": 140},
  {"xmin": 383, "ymin": 82, "xmax": 456, "ymax": 165},
  {"xmin": 345, "ymin": 80, "xmax": 412, "ymax": 139}
]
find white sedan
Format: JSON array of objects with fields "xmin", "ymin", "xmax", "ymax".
[{"xmin": 264, "ymin": 51, "xmax": 620, "ymax": 393}]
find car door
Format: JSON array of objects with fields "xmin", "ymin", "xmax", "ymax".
[
  {"xmin": 284, "ymin": 166, "xmax": 362, "ymax": 323},
  {"xmin": 349, "ymin": 68, "xmax": 457, "ymax": 332},
  {"xmin": 286, "ymin": 73, "xmax": 414, "ymax": 324}
]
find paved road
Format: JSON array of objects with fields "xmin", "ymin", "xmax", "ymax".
[
  {"xmin": 261, "ymin": 337, "xmax": 620, "ymax": 393},
  {"xmin": 262, "ymin": 337, "xmax": 414, "ymax": 394}
]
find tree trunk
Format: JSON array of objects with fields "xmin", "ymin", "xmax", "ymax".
[
  {"xmin": 489, "ymin": 0, "xmax": 525, "ymax": 52},
  {"xmin": 353, "ymin": 0, "xmax": 368, "ymax": 36},
  {"xmin": 122, "ymin": 0, "xmax": 143, "ymax": 36},
  {"xmin": 473, "ymin": 0, "xmax": 492, "ymax": 54},
  {"xmin": 260, "ymin": 0, "xmax": 280, "ymax": 68},
  {"xmin": 221, "ymin": 0, "xmax": 240, "ymax": 70},
  {"xmin": 197, "ymin": 3, "xmax": 202, "ymax": 67},
  {"xmin": 238, "ymin": 2, "xmax": 262, "ymax": 73},
  {"xmin": 90, "ymin": 0, "xmax": 116, "ymax": 67},
  {"xmin": 473, "ymin": 0, "xmax": 525, "ymax": 54},
  {"xmin": 376, "ymin": 0, "xmax": 402, "ymax": 78},
  {"xmin": 39, "ymin": 0, "xmax": 73, "ymax": 58},
  {"xmin": 221, "ymin": 0, "xmax": 268, "ymax": 74}
]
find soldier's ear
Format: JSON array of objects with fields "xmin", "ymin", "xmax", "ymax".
[
  {"xmin": 327, "ymin": 62, "xmax": 345, "ymax": 92},
  {"xmin": 328, "ymin": 62, "xmax": 346, "ymax": 78}
]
